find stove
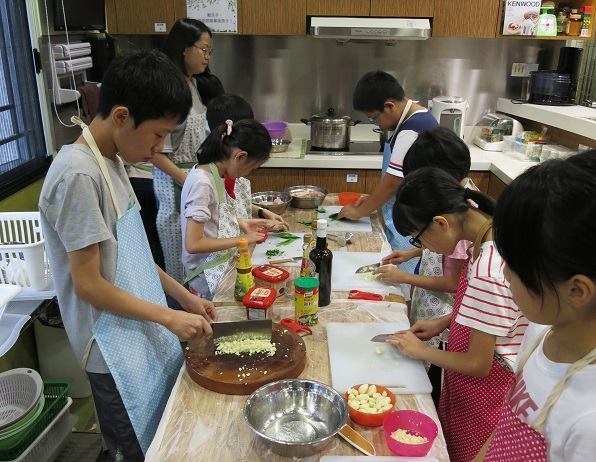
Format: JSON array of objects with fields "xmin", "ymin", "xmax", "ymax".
[{"xmin": 306, "ymin": 141, "xmax": 382, "ymax": 156}]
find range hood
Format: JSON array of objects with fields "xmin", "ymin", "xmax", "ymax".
[{"xmin": 310, "ymin": 17, "xmax": 431, "ymax": 42}]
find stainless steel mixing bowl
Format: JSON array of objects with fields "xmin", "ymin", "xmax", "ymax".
[
  {"xmin": 285, "ymin": 185, "xmax": 328, "ymax": 209},
  {"xmin": 244, "ymin": 379, "xmax": 348, "ymax": 457},
  {"xmin": 251, "ymin": 191, "xmax": 292, "ymax": 215}
]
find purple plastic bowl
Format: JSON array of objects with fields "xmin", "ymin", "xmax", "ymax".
[{"xmin": 263, "ymin": 121, "xmax": 288, "ymax": 139}]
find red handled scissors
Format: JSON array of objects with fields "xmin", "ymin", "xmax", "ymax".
[
  {"xmin": 280, "ymin": 318, "xmax": 312, "ymax": 336},
  {"xmin": 348, "ymin": 290, "xmax": 384, "ymax": 301}
]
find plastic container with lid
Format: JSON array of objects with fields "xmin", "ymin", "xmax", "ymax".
[
  {"xmin": 252, "ymin": 264, "xmax": 290, "ymax": 297},
  {"xmin": 294, "ymin": 277, "xmax": 319, "ymax": 326},
  {"xmin": 567, "ymin": 9, "xmax": 582, "ymax": 36},
  {"xmin": 242, "ymin": 286, "xmax": 276, "ymax": 320},
  {"xmin": 540, "ymin": 144, "xmax": 577, "ymax": 162}
]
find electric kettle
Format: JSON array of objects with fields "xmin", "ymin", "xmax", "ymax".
[{"xmin": 428, "ymin": 96, "xmax": 469, "ymax": 139}]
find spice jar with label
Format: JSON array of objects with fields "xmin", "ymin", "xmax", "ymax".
[
  {"xmin": 252, "ymin": 264, "xmax": 290, "ymax": 297},
  {"xmin": 243, "ymin": 286, "xmax": 276, "ymax": 320},
  {"xmin": 580, "ymin": 6, "xmax": 593, "ymax": 37},
  {"xmin": 566, "ymin": 9, "xmax": 583, "ymax": 36}
]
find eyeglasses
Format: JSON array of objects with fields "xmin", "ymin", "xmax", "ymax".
[
  {"xmin": 367, "ymin": 112, "xmax": 381, "ymax": 126},
  {"xmin": 408, "ymin": 221, "xmax": 431, "ymax": 248},
  {"xmin": 193, "ymin": 45, "xmax": 214, "ymax": 56}
]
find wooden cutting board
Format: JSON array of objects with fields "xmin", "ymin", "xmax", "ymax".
[{"xmin": 185, "ymin": 323, "xmax": 307, "ymax": 395}]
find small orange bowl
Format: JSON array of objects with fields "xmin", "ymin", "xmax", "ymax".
[
  {"xmin": 344, "ymin": 384, "xmax": 396, "ymax": 427},
  {"xmin": 338, "ymin": 192, "xmax": 362, "ymax": 206}
]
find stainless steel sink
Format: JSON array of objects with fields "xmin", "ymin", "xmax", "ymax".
[{"xmin": 306, "ymin": 141, "xmax": 382, "ymax": 156}]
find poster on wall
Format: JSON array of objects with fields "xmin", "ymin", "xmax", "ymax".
[{"xmin": 186, "ymin": 0, "xmax": 237, "ymax": 33}]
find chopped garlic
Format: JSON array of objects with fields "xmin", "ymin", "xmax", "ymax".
[
  {"xmin": 214, "ymin": 333, "xmax": 276, "ymax": 357},
  {"xmin": 390, "ymin": 429, "xmax": 428, "ymax": 444},
  {"xmin": 374, "ymin": 346, "xmax": 384, "ymax": 355}
]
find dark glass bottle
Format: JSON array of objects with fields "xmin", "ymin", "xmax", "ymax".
[{"xmin": 309, "ymin": 219, "xmax": 333, "ymax": 307}]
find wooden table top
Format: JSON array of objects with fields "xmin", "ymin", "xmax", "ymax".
[{"xmin": 146, "ymin": 195, "xmax": 449, "ymax": 461}]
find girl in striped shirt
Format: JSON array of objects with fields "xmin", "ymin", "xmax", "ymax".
[{"xmin": 386, "ymin": 167, "xmax": 528, "ymax": 462}]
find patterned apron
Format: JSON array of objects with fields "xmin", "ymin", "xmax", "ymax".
[
  {"xmin": 183, "ymin": 163, "xmax": 252, "ymax": 297},
  {"xmin": 410, "ymin": 249, "xmax": 454, "ymax": 349},
  {"xmin": 154, "ymin": 103, "xmax": 207, "ymax": 283},
  {"xmin": 73, "ymin": 118, "xmax": 183, "ymax": 455},
  {"xmin": 381, "ymin": 99, "xmax": 419, "ymax": 274},
  {"xmin": 437, "ymin": 220, "xmax": 515, "ymax": 462},
  {"xmin": 485, "ymin": 330, "xmax": 596, "ymax": 462}
]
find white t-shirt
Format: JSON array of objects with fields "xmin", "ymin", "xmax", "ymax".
[
  {"xmin": 456, "ymin": 241, "xmax": 528, "ymax": 368},
  {"xmin": 510, "ymin": 323, "xmax": 596, "ymax": 462},
  {"xmin": 385, "ymin": 109, "xmax": 430, "ymax": 178}
]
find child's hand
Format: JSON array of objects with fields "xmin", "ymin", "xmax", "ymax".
[
  {"xmin": 239, "ymin": 218, "xmax": 268, "ymax": 234},
  {"xmin": 165, "ymin": 310, "xmax": 212, "ymax": 340},
  {"xmin": 243, "ymin": 231, "xmax": 266, "ymax": 244},
  {"xmin": 373, "ymin": 264, "xmax": 411, "ymax": 284},
  {"xmin": 410, "ymin": 319, "xmax": 444, "ymax": 340},
  {"xmin": 337, "ymin": 204, "xmax": 362, "ymax": 221},
  {"xmin": 180, "ymin": 292, "xmax": 217, "ymax": 322},
  {"xmin": 381, "ymin": 248, "xmax": 421, "ymax": 265},
  {"xmin": 261, "ymin": 209, "xmax": 290, "ymax": 231},
  {"xmin": 387, "ymin": 330, "xmax": 430, "ymax": 361}
]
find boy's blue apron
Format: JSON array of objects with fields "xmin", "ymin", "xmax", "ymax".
[
  {"xmin": 381, "ymin": 99, "xmax": 419, "ymax": 274},
  {"xmin": 73, "ymin": 117, "xmax": 183, "ymax": 454}
]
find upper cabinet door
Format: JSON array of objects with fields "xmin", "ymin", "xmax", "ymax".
[
  {"xmin": 433, "ymin": 0, "xmax": 499, "ymax": 37},
  {"xmin": 370, "ymin": 0, "xmax": 435, "ymax": 17},
  {"xmin": 238, "ymin": 0, "xmax": 307, "ymax": 35},
  {"xmin": 307, "ymin": 0, "xmax": 370, "ymax": 16},
  {"xmin": 112, "ymin": 0, "xmax": 175, "ymax": 34}
]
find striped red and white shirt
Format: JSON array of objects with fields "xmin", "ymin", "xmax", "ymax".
[{"xmin": 456, "ymin": 241, "xmax": 528, "ymax": 367}]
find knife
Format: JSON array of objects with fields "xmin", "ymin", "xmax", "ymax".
[
  {"xmin": 355, "ymin": 262, "xmax": 380, "ymax": 274},
  {"xmin": 370, "ymin": 330, "xmax": 409, "ymax": 342},
  {"xmin": 211, "ymin": 320, "xmax": 272, "ymax": 341},
  {"xmin": 338, "ymin": 424, "xmax": 376, "ymax": 456},
  {"xmin": 269, "ymin": 255, "xmax": 302, "ymax": 264}
]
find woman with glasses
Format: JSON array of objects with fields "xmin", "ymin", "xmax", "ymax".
[
  {"xmin": 384, "ymin": 167, "xmax": 528, "ymax": 462},
  {"xmin": 152, "ymin": 18, "xmax": 224, "ymax": 286}
]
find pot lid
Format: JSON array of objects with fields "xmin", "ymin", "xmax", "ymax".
[{"xmin": 309, "ymin": 108, "xmax": 352, "ymax": 123}]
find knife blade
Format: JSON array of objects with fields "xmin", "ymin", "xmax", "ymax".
[
  {"xmin": 211, "ymin": 320, "xmax": 272, "ymax": 341},
  {"xmin": 355, "ymin": 262, "xmax": 380, "ymax": 274},
  {"xmin": 269, "ymin": 255, "xmax": 302, "ymax": 264},
  {"xmin": 370, "ymin": 334, "xmax": 392, "ymax": 343},
  {"xmin": 338, "ymin": 424, "xmax": 376, "ymax": 456}
]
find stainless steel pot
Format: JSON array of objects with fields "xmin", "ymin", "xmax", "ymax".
[{"xmin": 301, "ymin": 108, "xmax": 360, "ymax": 150}]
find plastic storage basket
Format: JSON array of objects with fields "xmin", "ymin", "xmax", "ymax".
[
  {"xmin": 0, "ymin": 383, "xmax": 69, "ymax": 461},
  {"xmin": 0, "ymin": 213, "xmax": 52, "ymax": 291}
]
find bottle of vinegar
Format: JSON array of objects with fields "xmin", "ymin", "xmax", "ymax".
[{"xmin": 309, "ymin": 219, "xmax": 332, "ymax": 307}]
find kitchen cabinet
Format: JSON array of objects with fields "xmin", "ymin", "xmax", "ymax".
[
  {"xmin": 248, "ymin": 168, "xmax": 305, "ymax": 192},
  {"xmin": 364, "ymin": 170, "xmax": 381, "ymax": 194},
  {"xmin": 307, "ymin": 169, "xmax": 368, "ymax": 193},
  {"xmin": 370, "ymin": 0, "xmax": 435, "ymax": 17},
  {"xmin": 433, "ymin": 0, "xmax": 500, "ymax": 38},
  {"xmin": 469, "ymin": 171, "xmax": 489, "ymax": 193},
  {"xmin": 307, "ymin": 0, "xmax": 370, "ymax": 16},
  {"xmin": 238, "ymin": 0, "xmax": 307, "ymax": 35},
  {"xmin": 106, "ymin": 0, "xmax": 175, "ymax": 35},
  {"xmin": 487, "ymin": 173, "xmax": 507, "ymax": 200}
]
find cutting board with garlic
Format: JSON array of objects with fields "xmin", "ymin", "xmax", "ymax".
[
  {"xmin": 326, "ymin": 322, "xmax": 432, "ymax": 395},
  {"xmin": 185, "ymin": 323, "xmax": 306, "ymax": 395}
]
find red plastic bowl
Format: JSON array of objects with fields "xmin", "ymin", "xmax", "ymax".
[
  {"xmin": 263, "ymin": 121, "xmax": 288, "ymax": 140},
  {"xmin": 383, "ymin": 410, "xmax": 438, "ymax": 457},
  {"xmin": 338, "ymin": 192, "xmax": 362, "ymax": 206},
  {"xmin": 256, "ymin": 227, "xmax": 268, "ymax": 244},
  {"xmin": 344, "ymin": 384, "xmax": 396, "ymax": 427}
]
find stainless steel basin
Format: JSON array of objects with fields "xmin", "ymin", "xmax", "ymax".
[{"xmin": 307, "ymin": 141, "xmax": 382, "ymax": 156}]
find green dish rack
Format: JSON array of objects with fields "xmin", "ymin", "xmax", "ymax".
[{"xmin": 0, "ymin": 382, "xmax": 70, "ymax": 460}]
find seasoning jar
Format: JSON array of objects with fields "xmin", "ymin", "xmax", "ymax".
[
  {"xmin": 242, "ymin": 286, "xmax": 276, "ymax": 320},
  {"xmin": 252, "ymin": 265, "xmax": 290, "ymax": 297},
  {"xmin": 580, "ymin": 6, "xmax": 593, "ymax": 37},
  {"xmin": 294, "ymin": 277, "xmax": 319, "ymax": 326},
  {"xmin": 566, "ymin": 9, "xmax": 583, "ymax": 36},
  {"xmin": 557, "ymin": 10, "xmax": 568, "ymax": 34}
]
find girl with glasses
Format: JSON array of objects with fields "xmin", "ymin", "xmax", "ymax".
[{"xmin": 386, "ymin": 167, "xmax": 528, "ymax": 462}]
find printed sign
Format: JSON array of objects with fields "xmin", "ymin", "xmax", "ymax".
[{"xmin": 186, "ymin": 0, "xmax": 237, "ymax": 33}]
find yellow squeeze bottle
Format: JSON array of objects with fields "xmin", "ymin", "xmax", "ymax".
[{"xmin": 234, "ymin": 238, "xmax": 255, "ymax": 301}]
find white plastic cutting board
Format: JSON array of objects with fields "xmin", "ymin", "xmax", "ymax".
[
  {"xmin": 327, "ymin": 322, "xmax": 433, "ymax": 395},
  {"xmin": 318, "ymin": 206, "xmax": 373, "ymax": 233},
  {"xmin": 331, "ymin": 251, "xmax": 394, "ymax": 292},
  {"xmin": 252, "ymin": 232, "xmax": 305, "ymax": 266},
  {"xmin": 321, "ymin": 457, "xmax": 439, "ymax": 462}
]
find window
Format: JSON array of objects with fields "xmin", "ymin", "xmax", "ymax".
[{"xmin": 0, "ymin": 0, "xmax": 49, "ymax": 200}]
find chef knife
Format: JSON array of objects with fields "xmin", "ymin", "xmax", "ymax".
[
  {"xmin": 355, "ymin": 262, "xmax": 380, "ymax": 274},
  {"xmin": 211, "ymin": 320, "xmax": 272, "ymax": 341},
  {"xmin": 370, "ymin": 330, "xmax": 408, "ymax": 342}
]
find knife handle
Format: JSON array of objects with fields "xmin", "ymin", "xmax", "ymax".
[{"xmin": 269, "ymin": 258, "xmax": 293, "ymax": 264}]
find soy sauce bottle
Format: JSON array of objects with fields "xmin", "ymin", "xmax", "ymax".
[{"xmin": 309, "ymin": 219, "xmax": 333, "ymax": 307}]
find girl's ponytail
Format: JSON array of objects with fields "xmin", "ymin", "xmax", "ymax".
[
  {"xmin": 196, "ymin": 119, "xmax": 271, "ymax": 165},
  {"xmin": 393, "ymin": 167, "xmax": 494, "ymax": 236}
]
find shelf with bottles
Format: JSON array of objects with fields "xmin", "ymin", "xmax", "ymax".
[{"xmin": 496, "ymin": 0, "xmax": 594, "ymax": 40}]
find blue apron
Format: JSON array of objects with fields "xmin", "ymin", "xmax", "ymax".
[
  {"xmin": 380, "ymin": 100, "xmax": 419, "ymax": 274},
  {"xmin": 75, "ymin": 118, "xmax": 183, "ymax": 454}
]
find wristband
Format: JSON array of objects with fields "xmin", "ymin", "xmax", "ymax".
[{"xmin": 258, "ymin": 207, "xmax": 266, "ymax": 219}]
